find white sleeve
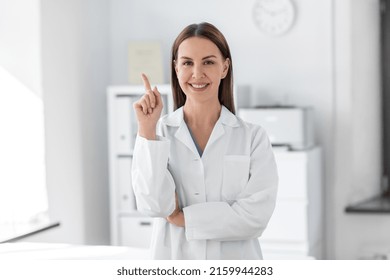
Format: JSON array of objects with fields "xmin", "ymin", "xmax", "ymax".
[
  {"xmin": 131, "ymin": 135, "xmax": 176, "ymax": 217},
  {"xmin": 183, "ymin": 128, "xmax": 278, "ymax": 241}
]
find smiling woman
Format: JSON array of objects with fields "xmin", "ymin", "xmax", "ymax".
[
  {"xmin": 170, "ymin": 23, "xmax": 235, "ymax": 115},
  {"xmin": 0, "ymin": 66, "xmax": 49, "ymax": 241},
  {"xmin": 131, "ymin": 22, "xmax": 278, "ymax": 260}
]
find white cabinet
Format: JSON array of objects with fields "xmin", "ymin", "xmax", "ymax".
[
  {"xmin": 118, "ymin": 215, "xmax": 153, "ymax": 248},
  {"xmin": 107, "ymin": 85, "xmax": 173, "ymax": 246},
  {"xmin": 259, "ymin": 147, "xmax": 323, "ymax": 259}
]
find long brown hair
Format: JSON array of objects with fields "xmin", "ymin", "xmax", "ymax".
[{"xmin": 170, "ymin": 22, "xmax": 235, "ymax": 114}]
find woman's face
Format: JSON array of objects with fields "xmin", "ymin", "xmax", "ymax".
[{"xmin": 175, "ymin": 37, "xmax": 229, "ymax": 104}]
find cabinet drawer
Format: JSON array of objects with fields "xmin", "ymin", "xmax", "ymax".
[
  {"xmin": 260, "ymin": 200, "xmax": 308, "ymax": 242},
  {"xmin": 113, "ymin": 97, "xmax": 134, "ymax": 154},
  {"xmin": 119, "ymin": 216, "xmax": 153, "ymax": 248},
  {"xmin": 116, "ymin": 158, "xmax": 136, "ymax": 212},
  {"xmin": 274, "ymin": 153, "xmax": 307, "ymax": 199}
]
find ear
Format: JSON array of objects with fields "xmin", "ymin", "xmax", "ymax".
[{"xmin": 221, "ymin": 58, "xmax": 230, "ymax": 79}]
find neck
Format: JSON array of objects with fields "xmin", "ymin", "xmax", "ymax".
[{"xmin": 183, "ymin": 99, "xmax": 222, "ymax": 128}]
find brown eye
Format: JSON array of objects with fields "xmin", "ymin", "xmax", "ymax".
[{"xmin": 183, "ymin": 61, "xmax": 193, "ymax": 66}]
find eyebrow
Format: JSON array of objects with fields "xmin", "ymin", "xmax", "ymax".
[{"xmin": 179, "ymin": 55, "xmax": 217, "ymax": 60}]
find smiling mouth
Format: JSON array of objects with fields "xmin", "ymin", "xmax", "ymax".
[{"xmin": 190, "ymin": 83, "xmax": 209, "ymax": 89}]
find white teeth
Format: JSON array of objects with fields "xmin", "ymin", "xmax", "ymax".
[{"xmin": 191, "ymin": 84, "xmax": 207, "ymax": 89}]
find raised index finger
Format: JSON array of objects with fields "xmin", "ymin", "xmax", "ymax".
[{"xmin": 141, "ymin": 73, "xmax": 152, "ymax": 91}]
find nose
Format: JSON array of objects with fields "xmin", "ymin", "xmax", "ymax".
[{"xmin": 192, "ymin": 64, "xmax": 205, "ymax": 79}]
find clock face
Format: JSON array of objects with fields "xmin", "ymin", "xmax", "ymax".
[{"xmin": 253, "ymin": 0, "xmax": 295, "ymax": 36}]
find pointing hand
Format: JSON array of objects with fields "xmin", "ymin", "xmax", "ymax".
[{"xmin": 133, "ymin": 73, "xmax": 164, "ymax": 139}]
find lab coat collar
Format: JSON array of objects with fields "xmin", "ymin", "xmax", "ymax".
[
  {"xmin": 163, "ymin": 105, "xmax": 240, "ymax": 158},
  {"xmin": 219, "ymin": 106, "xmax": 240, "ymax": 127},
  {"xmin": 162, "ymin": 105, "xmax": 240, "ymax": 128}
]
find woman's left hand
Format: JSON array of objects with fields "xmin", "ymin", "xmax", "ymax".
[{"xmin": 166, "ymin": 193, "xmax": 185, "ymax": 227}]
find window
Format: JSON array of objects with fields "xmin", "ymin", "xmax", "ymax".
[{"xmin": 0, "ymin": 66, "xmax": 49, "ymax": 241}]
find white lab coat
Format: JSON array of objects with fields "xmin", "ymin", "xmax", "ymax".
[{"xmin": 132, "ymin": 106, "xmax": 278, "ymax": 259}]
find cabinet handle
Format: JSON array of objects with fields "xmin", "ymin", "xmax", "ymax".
[{"xmin": 139, "ymin": 221, "xmax": 151, "ymax": 226}]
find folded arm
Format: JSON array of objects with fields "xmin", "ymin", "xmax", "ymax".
[{"xmin": 183, "ymin": 128, "xmax": 278, "ymax": 241}]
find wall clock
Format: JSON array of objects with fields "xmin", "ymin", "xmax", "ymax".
[{"xmin": 253, "ymin": 0, "xmax": 296, "ymax": 36}]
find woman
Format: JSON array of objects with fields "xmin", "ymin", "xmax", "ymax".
[{"xmin": 132, "ymin": 22, "xmax": 278, "ymax": 259}]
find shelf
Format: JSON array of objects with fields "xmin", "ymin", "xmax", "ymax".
[{"xmin": 345, "ymin": 195, "xmax": 390, "ymax": 213}]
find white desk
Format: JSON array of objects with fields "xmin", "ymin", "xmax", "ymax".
[{"xmin": 0, "ymin": 242, "xmax": 150, "ymax": 260}]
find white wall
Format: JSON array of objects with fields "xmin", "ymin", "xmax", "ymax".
[
  {"xmin": 0, "ymin": 0, "xmax": 42, "ymax": 97},
  {"xmin": 81, "ymin": 0, "xmax": 111, "ymax": 245},
  {"xmin": 33, "ymin": 0, "xmax": 110, "ymax": 245}
]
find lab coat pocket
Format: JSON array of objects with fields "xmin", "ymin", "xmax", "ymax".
[{"xmin": 222, "ymin": 155, "xmax": 250, "ymax": 203}]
